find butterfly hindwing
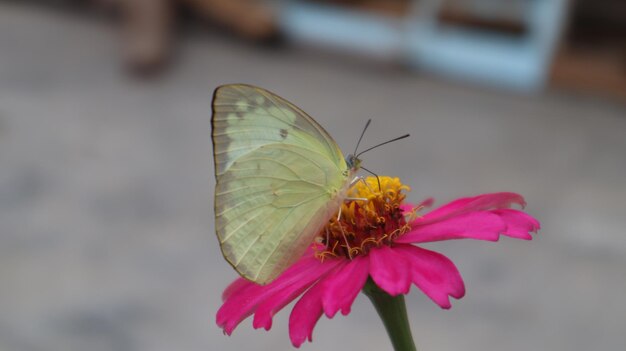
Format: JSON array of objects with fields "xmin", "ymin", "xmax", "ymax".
[{"xmin": 212, "ymin": 85, "xmax": 350, "ymax": 284}]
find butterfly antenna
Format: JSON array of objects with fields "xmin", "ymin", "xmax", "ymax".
[
  {"xmin": 361, "ymin": 166, "xmax": 381, "ymax": 191},
  {"xmin": 356, "ymin": 134, "xmax": 410, "ymax": 158},
  {"xmin": 353, "ymin": 119, "xmax": 372, "ymax": 155}
]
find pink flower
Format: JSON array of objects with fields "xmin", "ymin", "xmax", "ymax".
[{"xmin": 216, "ymin": 177, "xmax": 540, "ymax": 347}]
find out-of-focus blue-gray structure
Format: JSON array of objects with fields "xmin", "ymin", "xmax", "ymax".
[{"xmin": 282, "ymin": 0, "xmax": 568, "ymax": 91}]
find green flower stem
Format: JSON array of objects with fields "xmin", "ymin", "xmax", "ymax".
[{"xmin": 362, "ymin": 278, "xmax": 417, "ymax": 351}]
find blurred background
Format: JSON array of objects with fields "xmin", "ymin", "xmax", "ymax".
[{"xmin": 1, "ymin": 0, "xmax": 625, "ymax": 350}]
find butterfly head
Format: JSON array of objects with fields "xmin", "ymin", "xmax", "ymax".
[
  {"xmin": 346, "ymin": 154, "xmax": 362, "ymax": 171},
  {"xmin": 348, "ymin": 118, "xmax": 409, "ymax": 175}
]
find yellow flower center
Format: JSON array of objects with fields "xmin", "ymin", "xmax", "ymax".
[{"xmin": 315, "ymin": 176, "xmax": 413, "ymax": 260}]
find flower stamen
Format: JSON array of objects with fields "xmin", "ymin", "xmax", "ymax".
[{"xmin": 314, "ymin": 176, "xmax": 415, "ymax": 260}]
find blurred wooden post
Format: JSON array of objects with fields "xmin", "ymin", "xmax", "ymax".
[
  {"xmin": 121, "ymin": 0, "xmax": 173, "ymax": 74},
  {"xmin": 181, "ymin": 0, "xmax": 277, "ymax": 40}
]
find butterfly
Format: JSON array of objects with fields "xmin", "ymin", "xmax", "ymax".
[{"xmin": 212, "ymin": 84, "xmax": 409, "ymax": 284}]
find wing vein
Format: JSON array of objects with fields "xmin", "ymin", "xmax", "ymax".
[{"xmin": 219, "ymin": 210, "xmax": 268, "ymax": 243}]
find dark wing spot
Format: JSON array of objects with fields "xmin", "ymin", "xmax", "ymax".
[
  {"xmin": 236, "ymin": 112, "xmax": 245, "ymax": 119},
  {"xmin": 280, "ymin": 129, "xmax": 288, "ymax": 139}
]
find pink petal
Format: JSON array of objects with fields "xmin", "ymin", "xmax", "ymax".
[
  {"xmin": 288, "ymin": 257, "xmax": 370, "ymax": 347},
  {"xmin": 396, "ymin": 211, "xmax": 506, "ymax": 244},
  {"xmin": 394, "ymin": 245, "xmax": 465, "ymax": 309},
  {"xmin": 216, "ymin": 255, "xmax": 341, "ymax": 335},
  {"xmin": 369, "ymin": 245, "xmax": 412, "ymax": 296},
  {"xmin": 253, "ymin": 260, "xmax": 342, "ymax": 330},
  {"xmin": 421, "ymin": 192, "xmax": 526, "ymax": 225},
  {"xmin": 493, "ymin": 209, "xmax": 540, "ymax": 240},
  {"xmin": 288, "ymin": 274, "xmax": 327, "ymax": 347},
  {"xmin": 222, "ymin": 278, "xmax": 251, "ymax": 301},
  {"xmin": 400, "ymin": 198, "xmax": 433, "ymax": 214},
  {"xmin": 321, "ymin": 255, "xmax": 369, "ymax": 318},
  {"xmin": 399, "ymin": 203, "xmax": 413, "ymax": 214}
]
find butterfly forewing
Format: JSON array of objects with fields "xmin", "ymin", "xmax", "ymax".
[
  {"xmin": 212, "ymin": 85, "xmax": 350, "ymax": 284},
  {"xmin": 212, "ymin": 85, "xmax": 344, "ymax": 177}
]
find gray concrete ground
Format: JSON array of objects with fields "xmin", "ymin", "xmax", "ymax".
[{"xmin": 1, "ymin": 3, "xmax": 626, "ymax": 351}]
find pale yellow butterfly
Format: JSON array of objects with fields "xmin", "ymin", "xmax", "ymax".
[{"xmin": 211, "ymin": 84, "xmax": 363, "ymax": 284}]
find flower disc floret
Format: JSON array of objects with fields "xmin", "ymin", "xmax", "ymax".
[{"xmin": 316, "ymin": 176, "xmax": 414, "ymax": 260}]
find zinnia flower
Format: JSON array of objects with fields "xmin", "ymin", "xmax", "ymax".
[{"xmin": 216, "ymin": 176, "xmax": 540, "ymax": 347}]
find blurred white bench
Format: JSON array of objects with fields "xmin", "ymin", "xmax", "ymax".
[{"xmin": 280, "ymin": 0, "xmax": 568, "ymax": 91}]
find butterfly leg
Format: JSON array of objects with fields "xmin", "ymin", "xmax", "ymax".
[
  {"xmin": 358, "ymin": 176, "xmax": 377, "ymax": 193},
  {"xmin": 345, "ymin": 196, "xmax": 368, "ymax": 202},
  {"xmin": 325, "ymin": 226, "xmax": 330, "ymax": 247},
  {"xmin": 349, "ymin": 176, "xmax": 361, "ymax": 187},
  {"xmin": 335, "ymin": 206, "xmax": 354, "ymax": 259},
  {"xmin": 360, "ymin": 167, "xmax": 381, "ymax": 191},
  {"xmin": 346, "ymin": 176, "xmax": 377, "ymax": 200}
]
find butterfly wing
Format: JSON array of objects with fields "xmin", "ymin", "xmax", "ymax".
[{"xmin": 212, "ymin": 84, "xmax": 349, "ymax": 284}]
